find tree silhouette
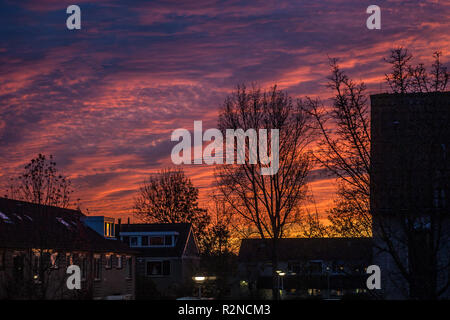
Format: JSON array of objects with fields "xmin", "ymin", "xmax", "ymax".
[
  {"xmin": 215, "ymin": 84, "xmax": 312, "ymax": 300},
  {"xmin": 5, "ymin": 154, "xmax": 74, "ymax": 208},
  {"xmin": 133, "ymin": 168, "xmax": 210, "ymax": 249},
  {"xmin": 304, "ymin": 48, "xmax": 449, "ymax": 299}
]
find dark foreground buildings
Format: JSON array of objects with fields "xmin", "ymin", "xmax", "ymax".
[
  {"xmin": 0, "ymin": 197, "xmax": 136, "ymax": 299},
  {"xmin": 117, "ymin": 223, "xmax": 200, "ymax": 298},
  {"xmin": 371, "ymin": 92, "xmax": 450, "ymax": 299},
  {"xmin": 238, "ymin": 238, "xmax": 372, "ymax": 299}
]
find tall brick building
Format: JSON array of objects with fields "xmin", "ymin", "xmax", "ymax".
[{"xmin": 370, "ymin": 92, "xmax": 450, "ymax": 299}]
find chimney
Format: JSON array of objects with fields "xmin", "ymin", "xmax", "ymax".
[
  {"xmin": 116, "ymin": 218, "xmax": 121, "ymax": 239},
  {"xmin": 127, "ymin": 217, "xmax": 130, "ymax": 225}
]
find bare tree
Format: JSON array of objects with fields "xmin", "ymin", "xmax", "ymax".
[
  {"xmin": 297, "ymin": 209, "xmax": 329, "ymax": 238},
  {"xmin": 304, "ymin": 49, "xmax": 449, "ymax": 299},
  {"xmin": 302, "ymin": 59, "xmax": 372, "ymax": 237},
  {"xmin": 215, "ymin": 84, "xmax": 312, "ymax": 299},
  {"xmin": 385, "ymin": 48, "xmax": 414, "ymax": 93},
  {"xmin": 386, "ymin": 47, "xmax": 449, "ymax": 94},
  {"xmin": 2, "ymin": 154, "xmax": 79, "ymax": 298},
  {"xmin": 133, "ymin": 168, "xmax": 210, "ymax": 250},
  {"xmin": 5, "ymin": 154, "xmax": 74, "ymax": 208}
]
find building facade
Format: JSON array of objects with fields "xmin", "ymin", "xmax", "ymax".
[
  {"xmin": 370, "ymin": 92, "xmax": 450, "ymax": 299},
  {"xmin": 117, "ymin": 223, "xmax": 200, "ymax": 299},
  {"xmin": 238, "ymin": 238, "xmax": 372, "ymax": 300}
]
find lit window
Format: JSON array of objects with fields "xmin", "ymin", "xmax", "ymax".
[
  {"xmin": 104, "ymin": 222, "xmax": 114, "ymax": 237},
  {"xmin": 116, "ymin": 255, "xmax": 122, "ymax": 269},
  {"xmin": 308, "ymin": 288, "xmax": 321, "ymax": 296},
  {"xmin": 66, "ymin": 253, "xmax": 73, "ymax": 266},
  {"xmin": 50, "ymin": 252, "xmax": 59, "ymax": 269}
]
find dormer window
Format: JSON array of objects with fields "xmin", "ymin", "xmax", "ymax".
[
  {"xmin": 150, "ymin": 236, "xmax": 164, "ymax": 246},
  {"xmin": 130, "ymin": 237, "xmax": 138, "ymax": 247},
  {"xmin": 120, "ymin": 232, "xmax": 179, "ymax": 248}
]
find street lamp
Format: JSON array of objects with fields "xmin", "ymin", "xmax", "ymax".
[
  {"xmin": 193, "ymin": 276, "xmax": 206, "ymax": 299},
  {"xmin": 276, "ymin": 271, "xmax": 286, "ymax": 299}
]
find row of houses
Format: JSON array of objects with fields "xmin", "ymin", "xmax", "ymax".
[
  {"xmin": 1, "ymin": 193, "xmax": 448, "ymax": 300},
  {"xmin": 0, "ymin": 197, "xmax": 200, "ymax": 299},
  {"xmin": 0, "ymin": 196, "xmax": 376, "ymax": 300},
  {"xmin": 0, "ymin": 197, "xmax": 379, "ymax": 300},
  {"xmin": 1, "ymin": 92, "xmax": 448, "ymax": 300}
]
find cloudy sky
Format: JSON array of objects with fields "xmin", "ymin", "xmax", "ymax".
[{"xmin": 0, "ymin": 0, "xmax": 449, "ymax": 219}]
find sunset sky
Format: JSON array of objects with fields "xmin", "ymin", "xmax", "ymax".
[{"xmin": 0, "ymin": 0, "xmax": 449, "ymax": 221}]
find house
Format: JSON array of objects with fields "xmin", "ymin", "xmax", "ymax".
[
  {"xmin": 0, "ymin": 197, "xmax": 136, "ymax": 300},
  {"xmin": 117, "ymin": 223, "xmax": 200, "ymax": 298},
  {"xmin": 370, "ymin": 92, "xmax": 450, "ymax": 299},
  {"xmin": 238, "ymin": 238, "xmax": 372, "ymax": 299}
]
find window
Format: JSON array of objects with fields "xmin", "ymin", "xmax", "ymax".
[
  {"xmin": 126, "ymin": 257, "xmax": 132, "ymax": 279},
  {"xmin": 94, "ymin": 255, "xmax": 102, "ymax": 280},
  {"xmin": 105, "ymin": 255, "xmax": 112, "ymax": 269},
  {"xmin": 81, "ymin": 256, "xmax": 87, "ymax": 280},
  {"xmin": 146, "ymin": 260, "xmax": 170, "ymax": 277},
  {"xmin": 165, "ymin": 235, "xmax": 173, "ymax": 246},
  {"xmin": 66, "ymin": 253, "xmax": 73, "ymax": 266},
  {"xmin": 150, "ymin": 236, "xmax": 164, "ymax": 246},
  {"xmin": 50, "ymin": 252, "xmax": 59, "ymax": 269},
  {"xmin": 122, "ymin": 234, "xmax": 177, "ymax": 247},
  {"xmin": 307, "ymin": 288, "xmax": 321, "ymax": 296},
  {"xmin": 104, "ymin": 222, "xmax": 114, "ymax": 237},
  {"xmin": 116, "ymin": 255, "xmax": 122, "ymax": 269},
  {"xmin": 130, "ymin": 237, "xmax": 138, "ymax": 247}
]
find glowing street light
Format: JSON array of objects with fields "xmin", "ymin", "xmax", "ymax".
[
  {"xmin": 193, "ymin": 275, "xmax": 207, "ymax": 299},
  {"xmin": 194, "ymin": 276, "xmax": 206, "ymax": 282}
]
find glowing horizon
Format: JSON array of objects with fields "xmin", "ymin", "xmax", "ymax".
[{"xmin": 0, "ymin": 0, "xmax": 449, "ymax": 222}]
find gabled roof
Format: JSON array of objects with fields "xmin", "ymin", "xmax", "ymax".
[
  {"xmin": 117, "ymin": 223, "xmax": 196, "ymax": 258},
  {"xmin": 0, "ymin": 197, "xmax": 134, "ymax": 254},
  {"xmin": 238, "ymin": 238, "xmax": 372, "ymax": 263}
]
